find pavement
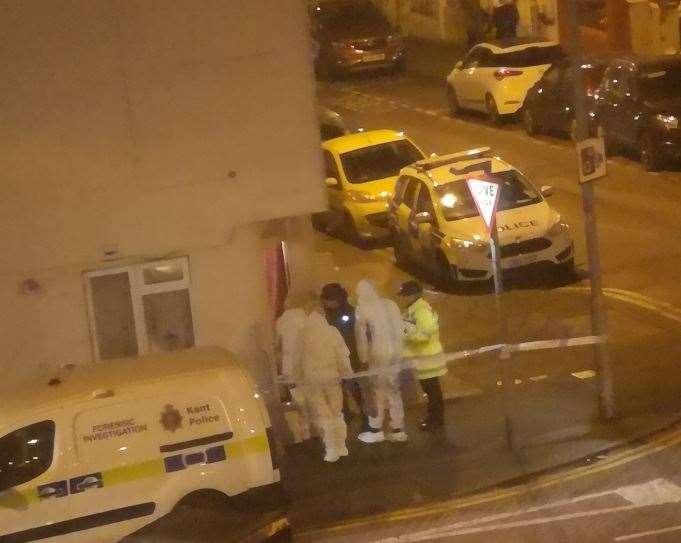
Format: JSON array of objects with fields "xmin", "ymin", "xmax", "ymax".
[
  {"xmin": 279, "ymin": 235, "xmax": 681, "ymax": 537},
  {"xmin": 403, "ymin": 37, "xmax": 465, "ymax": 81}
]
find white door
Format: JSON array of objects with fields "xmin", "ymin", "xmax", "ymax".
[{"xmin": 452, "ymin": 47, "xmax": 485, "ymax": 107}]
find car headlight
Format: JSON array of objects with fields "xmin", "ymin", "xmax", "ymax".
[
  {"xmin": 655, "ymin": 114, "xmax": 678, "ymax": 130},
  {"xmin": 345, "ymin": 190, "xmax": 389, "ymax": 203}
]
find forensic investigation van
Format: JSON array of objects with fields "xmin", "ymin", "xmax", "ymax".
[{"xmin": 0, "ymin": 347, "xmax": 287, "ymax": 543}]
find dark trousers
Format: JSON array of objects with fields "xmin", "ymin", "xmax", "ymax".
[{"xmin": 420, "ymin": 376, "xmax": 444, "ymax": 425}]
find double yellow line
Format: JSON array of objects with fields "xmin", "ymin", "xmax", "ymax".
[{"xmin": 298, "ymin": 422, "xmax": 681, "ymax": 539}]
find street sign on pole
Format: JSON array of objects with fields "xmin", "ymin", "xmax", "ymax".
[
  {"xmin": 467, "ymin": 178, "xmax": 501, "ymax": 234},
  {"xmin": 467, "ymin": 176, "xmax": 516, "ymax": 450},
  {"xmin": 577, "ymin": 137, "xmax": 607, "ymax": 183}
]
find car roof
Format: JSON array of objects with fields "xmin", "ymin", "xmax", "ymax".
[
  {"xmin": 404, "ymin": 151, "xmax": 514, "ymax": 187},
  {"xmin": 322, "ymin": 129, "xmax": 407, "ymax": 154},
  {"xmin": 610, "ymin": 54, "xmax": 681, "ymax": 71},
  {"xmin": 0, "ymin": 347, "xmax": 243, "ymax": 428},
  {"xmin": 478, "ymin": 37, "xmax": 558, "ymax": 54}
]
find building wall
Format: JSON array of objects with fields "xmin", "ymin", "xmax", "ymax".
[{"xmin": 1, "ymin": 1, "xmax": 324, "ymax": 388}]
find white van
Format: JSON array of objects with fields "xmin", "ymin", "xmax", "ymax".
[{"xmin": 0, "ymin": 347, "xmax": 287, "ymax": 542}]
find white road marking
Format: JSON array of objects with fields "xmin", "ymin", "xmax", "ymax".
[
  {"xmin": 529, "ymin": 374, "xmax": 549, "ymax": 382},
  {"xmin": 572, "ymin": 370, "xmax": 596, "ymax": 379},
  {"xmin": 378, "ymin": 479, "xmax": 681, "ymax": 542},
  {"xmin": 424, "ymin": 110, "xmax": 439, "ymax": 116},
  {"xmin": 615, "ymin": 524, "xmax": 681, "ymax": 541}
]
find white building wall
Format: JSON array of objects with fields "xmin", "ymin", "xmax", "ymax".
[{"xmin": 1, "ymin": 1, "xmax": 324, "ymax": 389}]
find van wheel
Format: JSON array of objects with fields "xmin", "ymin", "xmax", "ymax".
[
  {"xmin": 436, "ymin": 253, "xmax": 457, "ymax": 291},
  {"xmin": 447, "ymin": 85, "xmax": 460, "ymax": 117},
  {"xmin": 343, "ymin": 211, "xmax": 364, "ymax": 246},
  {"xmin": 523, "ymin": 108, "xmax": 539, "ymax": 136},
  {"xmin": 486, "ymin": 94, "xmax": 501, "ymax": 125},
  {"xmin": 640, "ymin": 131, "xmax": 663, "ymax": 171}
]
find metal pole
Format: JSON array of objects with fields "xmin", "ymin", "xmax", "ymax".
[
  {"xmin": 565, "ymin": 0, "xmax": 616, "ymax": 420},
  {"xmin": 490, "ymin": 226, "xmax": 516, "ymax": 449}
]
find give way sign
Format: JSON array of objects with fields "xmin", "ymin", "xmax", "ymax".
[{"xmin": 466, "ymin": 178, "xmax": 501, "ymax": 234}]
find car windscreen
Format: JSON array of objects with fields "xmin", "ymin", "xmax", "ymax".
[
  {"xmin": 0, "ymin": 420, "xmax": 55, "ymax": 492},
  {"xmin": 492, "ymin": 45, "xmax": 563, "ymax": 68},
  {"xmin": 340, "ymin": 140, "xmax": 424, "ymax": 184},
  {"xmin": 637, "ymin": 65, "xmax": 681, "ymax": 98},
  {"xmin": 435, "ymin": 170, "xmax": 542, "ymax": 222},
  {"xmin": 313, "ymin": 1, "xmax": 386, "ymax": 30}
]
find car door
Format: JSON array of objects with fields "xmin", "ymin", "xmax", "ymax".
[
  {"xmin": 0, "ymin": 417, "xmax": 69, "ymax": 542},
  {"xmin": 537, "ymin": 63, "xmax": 567, "ymax": 131},
  {"xmin": 323, "ymin": 150, "xmax": 345, "ymax": 224},
  {"xmin": 412, "ymin": 182, "xmax": 442, "ymax": 271},
  {"xmin": 597, "ymin": 64, "xmax": 634, "ymax": 145},
  {"xmin": 394, "ymin": 176, "xmax": 420, "ymax": 257},
  {"xmin": 453, "ymin": 47, "xmax": 484, "ymax": 106},
  {"xmin": 473, "ymin": 47, "xmax": 499, "ymax": 110}
]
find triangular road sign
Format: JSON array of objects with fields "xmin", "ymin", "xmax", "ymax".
[{"xmin": 466, "ymin": 178, "xmax": 501, "ymax": 234}]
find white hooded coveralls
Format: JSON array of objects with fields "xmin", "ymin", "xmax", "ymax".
[
  {"xmin": 355, "ymin": 281, "xmax": 405, "ymax": 431},
  {"xmin": 296, "ymin": 312, "xmax": 353, "ymax": 456},
  {"xmin": 276, "ymin": 308, "xmax": 311, "ymax": 440}
]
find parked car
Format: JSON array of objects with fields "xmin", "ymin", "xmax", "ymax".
[
  {"xmin": 446, "ymin": 38, "xmax": 564, "ymax": 123},
  {"xmin": 309, "ymin": 0, "xmax": 405, "ymax": 78},
  {"xmin": 318, "ymin": 106, "xmax": 351, "ymax": 141},
  {"xmin": 389, "ymin": 148, "xmax": 573, "ymax": 287},
  {"xmin": 594, "ymin": 55, "xmax": 681, "ymax": 170},
  {"xmin": 0, "ymin": 347, "xmax": 288, "ymax": 543},
  {"xmin": 523, "ymin": 58, "xmax": 606, "ymax": 139},
  {"xmin": 316, "ymin": 129, "xmax": 425, "ymax": 242}
]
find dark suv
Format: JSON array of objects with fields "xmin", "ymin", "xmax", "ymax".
[
  {"xmin": 309, "ymin": 0, "xmax": 405, "ymax": 78},
  {"xmin": 595, "ymin": 56, "xmax": 681, "ymax": 170}
]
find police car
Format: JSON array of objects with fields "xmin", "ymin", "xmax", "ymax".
[
  {"xmin": 0, "ymin": 347, "xmax": 289, "ymax": 543},
  {"xmin": 389, "ymin": 148, "xmax": 574, "ymax": 287}
]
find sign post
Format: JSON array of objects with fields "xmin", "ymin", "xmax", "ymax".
[{"xmin": 467, "ymin": 178, "xmax": 516, "ymax": 450}]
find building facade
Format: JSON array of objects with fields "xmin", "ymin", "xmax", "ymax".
[{"xmin": 1, "ymin": 1, "xmax": 324, "ymax": 399}]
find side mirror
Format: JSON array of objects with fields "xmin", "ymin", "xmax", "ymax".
[
  {"xmin": 413, "ymin": 211, "xmax": 433, "ymax": 225},
  {"xmin": 540, "ymin": 185, "xmax": 554, "ymax": 197},
  {"xmin": 325, "ymin": 177, "xmax": 339, "ymax": 188},
  {"xmin": 455, "ymin": 60, "xmax": 463, "ymax": 70}
]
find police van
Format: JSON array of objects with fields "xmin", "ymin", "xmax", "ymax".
[
  {"xmin": 389, "ymin": 148, "xmax": 574, "ymax": 287},
  {"xmin": 0, "ymin": 347, "xmax": 288, "ymax": 543}
]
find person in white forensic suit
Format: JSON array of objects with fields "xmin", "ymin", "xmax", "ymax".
[
  {"xmin": 354, "ymin": 280, "xmax": 408, "ymax": 444},
  {"xmin": 275, "ymin": 302, "xmax": 311, "ymax": 442},
  {"xmin": 296, "ymin": 306, "xmax": 354, "ymax": 462}
]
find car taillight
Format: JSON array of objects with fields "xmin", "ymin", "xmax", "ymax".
[{"xmin": 494, "ymin": 68, "xmax": 523, "ymax": 81}]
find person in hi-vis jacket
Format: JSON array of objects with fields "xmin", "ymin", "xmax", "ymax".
[{"xmin": 399, "ymin": 280, "xmax": 447, "ymax": 431}]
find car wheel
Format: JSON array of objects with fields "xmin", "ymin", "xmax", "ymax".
[
  {"xmin": 435, "ymin": 253, "xmax": 457, "ymax": 291},
  {"xmin": 523, "ymin": 108, "xmax": 539, "ymax": 136},
  {"xmin": 343, "ymin": 212, "xmax": 362, "ymax": 245},
  {"xmin": 447, "ymin": 85, "xmax": 460, "ymax": 117},
  {"xmin": 640, "ymin": 131, "xmax": 663, "ymax": 172},
  {"xmin": 556, "ymin": 257, "xmax": 576, "ymax": 281},
  {"xmin": 485, "ymin": 94, "xmax": 501, "ymax": 125},
  {"xmin": 311, "ymin": 213, "xmax": 326, "ymax": 232}
]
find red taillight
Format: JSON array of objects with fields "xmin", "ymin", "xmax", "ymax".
[{"xmin": 494, "ymin": 68, "xmax": 523, "ymax": 81}]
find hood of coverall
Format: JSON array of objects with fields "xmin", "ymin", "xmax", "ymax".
[{"xmin": 356, "ymin": 280, "xmax": 380, "ymax": 306}]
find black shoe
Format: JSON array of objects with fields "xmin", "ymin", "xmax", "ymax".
[{"xmin": 420, "ymin": 419, "xmax": 444, "ymax": 432}]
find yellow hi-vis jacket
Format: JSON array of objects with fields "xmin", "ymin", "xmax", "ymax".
[{"xmin": 403, "ymin": 298, "xmax": 447, "ymax": 380}]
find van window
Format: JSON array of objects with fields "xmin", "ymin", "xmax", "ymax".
[{"xmin": 0, "ymin": 421, "xmax": 55, "ymax": 492}]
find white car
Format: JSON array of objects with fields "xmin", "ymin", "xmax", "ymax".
[
  {"xmin": 389, "ymin": 148, "xmax": 574, "ymax": 287},
  {"xmin": 446, "ymin": 38, "xmax": 563, "ymax": 123}
]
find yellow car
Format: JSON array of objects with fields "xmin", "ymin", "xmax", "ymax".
[{"xmin": 317, "ymin": 129, "xmax": 425, "ymax": 242}]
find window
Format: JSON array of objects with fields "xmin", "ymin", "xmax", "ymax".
[
  {"xmin": 392, "ymin": 176, "xmax": 409, "ymax": 206},
  {"xmin": 320, "ymin": 122, "xmax": 346, "ymax": 142},
  {"xmin": 491, "ymin": 45, "xmax": 563, "ymax": 68},
  {"xmin": 0, "ymin": 421, "xmax": 55, "ymax": 492},
  {"xmin": 84, "ymin": 257, "xmax": 195, "ymax": 361},
  {"xmin": 462, "ymin": 47, "xmax": 484, "ymax": 69},
  {"xmin": 402, "ymin": 178, "xmax": 420, "ymax": 210},
  {"xmin": 435, "ymin": 170, "xmax": 541, "ymax": 222},
  {"xmin": 477, "ymin": 49, "xmax": 496, "ymax": 68},
  {"xmin": 637, "ymin": 64, "xmax": 681, "ymax": 99},
  {"xmin": 340, "ymin": 140, "xmax": 424, "ymax": 184},
  {"xmin": 416, "ymin": 183, "xmax": 436, "ymax": 218},
  {"xmin": 323, "ymin": 151, "xmax": 341, "ymax": 187},
  {"xmin": 604, "ymin": 66, "xmax": 632, "ymax": 98}
]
